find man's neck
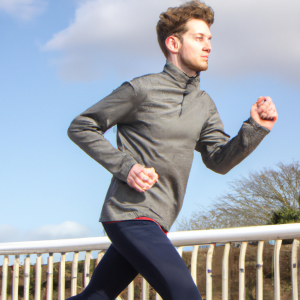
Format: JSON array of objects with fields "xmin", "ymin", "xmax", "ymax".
[{"xmin": 167, "ymin": 57, "xmax": 198, "ymax": 77}]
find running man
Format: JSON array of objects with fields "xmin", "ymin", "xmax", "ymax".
[{"xmin": 67, "ymin": 1, "xmax": 278, "ymax": 299}]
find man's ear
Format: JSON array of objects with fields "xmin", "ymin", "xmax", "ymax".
[{"xmin": 165, "ymin": 36, "xmax": 181, "ymax": 55}]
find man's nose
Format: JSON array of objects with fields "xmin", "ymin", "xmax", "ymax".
[{"xmin": 204, "ymin": 40, "xmax": 211, "ymax": 53}]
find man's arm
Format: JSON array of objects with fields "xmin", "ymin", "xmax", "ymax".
[
  {"xmin": 68, "ymin": 82, "xmax": 141, "ymax": 182},
  {"xmin": 68, "ymin": 82, "xmax": 158, "ymax": 191},
  {"xmin": 196, "ymin": 97, "xmax": 277, "ymax": 174}
]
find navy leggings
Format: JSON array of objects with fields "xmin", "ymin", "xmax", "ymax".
[{"xmin": 67, "ymin": 220, "xmax": 202, "ymax": 300}]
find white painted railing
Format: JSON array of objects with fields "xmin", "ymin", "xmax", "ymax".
[{"xmin": 1, "ymin": 223, "xmax": 300, "ymax": 300}]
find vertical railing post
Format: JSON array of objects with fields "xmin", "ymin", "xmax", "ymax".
[
  {"xmin": 274, "ymin": 240, "xmax": 282, "ymax": 300},
  {"xmin": 84, "ymin": 251, "xmax": 91, "ymax": 288},
  {"xmin": 191, "ymin": 245, "xmax": 199, "ymax": 285},
  {"xmin": 142, "ymin": 279, "xmax": 149, "ymax": 300},
  {"xmin": 59, "ymin": 253, "xmax": 66, "ymax": 300},
  {"xmin": 222, "ymin": 243, "xmax": 231, "ymax": 300},
  {"xmin": 239, "ymin": 242, "xmax": 248, "ymax": 300},
  {"xmin": 177, "ymin": 246, "xmax": 183, "ymax": 257},
  {"xmin": 292, "ymin": 239, "xmax": 299, "ymax": 300},
  {"xmin": 127, "ymin": 281, "xmax": 134, "ymax": 300},
  {"xmin": 47, "ymin": 253, "xmax": 54, "ymax": 300},
  {"xmin": 96, "ymin": 251, "xmax": 104, "ymax": 267},
  {"xmin": 35, "ymin": 254, "xmax": 42, "ymax": 300},
  {"xmin": 12, "ymin": 255, "xmax": 20, "ymax": 300},
  {"xmin": 206, "ymin": 244, "xmax": 215, "ymax": 300},
  {"xmin": 71, "ymin": 252, "xmax": 79, "ymax": 296},
  {"xmin": 24, "ymin": 255, "xmax": 30, "ymax": 300},
  {"xmin": 1, "ymin": 255, "xmax": 9, "ymax": 300},
  {"xmin": 256, "ymin": 241, "xmax": 264, "ymax": 300}
]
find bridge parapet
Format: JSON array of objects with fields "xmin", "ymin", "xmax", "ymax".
[{"xmin": 1, "ymin": 223, "xmax": 300, "ymax": 300}]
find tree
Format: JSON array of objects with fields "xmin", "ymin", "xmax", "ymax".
[{"xmin": 177, "ymin": 161, "xmax": 300, "ymax": 231}]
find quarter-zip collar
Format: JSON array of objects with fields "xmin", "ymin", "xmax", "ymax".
[{"xmin": 163, "ymin": 60, "xmax": 200, "ymax": 90}]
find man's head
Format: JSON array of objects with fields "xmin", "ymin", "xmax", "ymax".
[{"xmin": 156, "ymin": 1, "xmax": 214, "ymax": 75}]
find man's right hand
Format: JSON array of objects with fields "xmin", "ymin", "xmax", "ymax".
[{"xmin": 127, "ymin": 164, "xmax": 159, "ymax": 193}]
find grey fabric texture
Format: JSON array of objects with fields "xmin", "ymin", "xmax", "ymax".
[{"xmin": 68, "ymin": 60, "xmax": 270, "ymax": 231}]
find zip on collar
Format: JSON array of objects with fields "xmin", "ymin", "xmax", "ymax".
[{"xmin": 163, "ymin": 60, "xmax": 200, "ymax": 90}]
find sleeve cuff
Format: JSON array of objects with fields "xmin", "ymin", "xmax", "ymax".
[
  {"xmin": 244, "ymin": 116, "xmax": 270, "ymax": 135},
  {"xmin": 118, "ymin": 154, "xmax": 139, "ymax": 182}
]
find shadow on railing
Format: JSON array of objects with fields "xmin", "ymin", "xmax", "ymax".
[{"xmin": 1, "ymin": 223, "xmax": 300, "ymax": 300}]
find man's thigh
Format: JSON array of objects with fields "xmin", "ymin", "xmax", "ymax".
[
  {"xmin": 80, "ymin": 244, "xmax": 138, "ymax": 300},
  {"xmin": 103, "ymin": 220, "xmax": 202, "ymax": 300}
]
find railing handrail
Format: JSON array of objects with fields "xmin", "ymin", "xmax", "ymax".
[{"xmin": 1, "ymin": 223, "xmax": 300, "ymax": 255}]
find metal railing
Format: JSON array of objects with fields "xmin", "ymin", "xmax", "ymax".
[{"xmin": 1, "ymin": 223, "xmax": 300, "ymax": 300}]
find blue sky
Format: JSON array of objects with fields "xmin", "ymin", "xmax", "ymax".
[{"xmin": 1, "ymin": 0, "xmax": 300, "ymax": 245}]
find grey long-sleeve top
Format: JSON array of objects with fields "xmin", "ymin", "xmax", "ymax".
[{"xmin": 68, "ymin": 60, "xmax": 270, "ymax": 231}]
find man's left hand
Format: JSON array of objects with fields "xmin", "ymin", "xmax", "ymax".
[{"xmin": 250, "ymin": 96, "xmax": 278, "ymax": 131}]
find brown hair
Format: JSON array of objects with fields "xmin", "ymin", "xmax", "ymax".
[{"xmin": 156, "ymin": 1, "xmax": 214, "ymax": 57}]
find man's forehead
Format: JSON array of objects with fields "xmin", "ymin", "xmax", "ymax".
[{"xmin": 185, "ymin": 19, "xmax": 211, "ymax": 36}]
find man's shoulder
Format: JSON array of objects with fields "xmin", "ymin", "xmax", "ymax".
[
  {"xmin": 198, "ymin": 90, "xmax": 219, "ymax": 113},
  {"xmin": 129, "ymin": 71, "xmax": 164, "ymax": 88},
  {"xmin": 198, "ymin": 90, "xmax": 215, "ymax": 104}
]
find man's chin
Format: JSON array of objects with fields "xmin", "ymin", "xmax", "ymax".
[
  {"xmin": 199, "ymin": 63, "xmax": 208, "ymax": 72},
  {"xmin": 193, "ymin": 63, "xmax": 208, "ymax": 73},
  {"xmin": 185, "ymin": 62, "xmax": 208, "ymax": 74}
]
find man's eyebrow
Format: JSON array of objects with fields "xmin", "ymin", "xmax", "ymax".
[{"xmin": 194, "ymin": 33, "xmax": 212, "ymax": 38}]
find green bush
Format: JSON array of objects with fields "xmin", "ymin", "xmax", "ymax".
[{"xmin": 268, "ymin": 207, "xmax": 300, "ymax": 225}]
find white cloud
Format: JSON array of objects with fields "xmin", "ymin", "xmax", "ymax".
[
  {"xmin": 24, "ymin": 221, "xmax": 90, "ymax": 241},
  {"xmin": 0, "ymin": 0, "xmax": 46, "ymax": 20},
  {"xmin": 42, "ymin": 0, "xmax": 300, "ymax": 83},
  {"xmin": 207, "ymin": 0, "xmax": 300, "ymax": 83},
  {"xmin": 0, "ymin": 224, "xmax": 20, "ymax": 243},
  {"xmin": 0, "ymin": 222, "xmax": 90, "ymax": 243},
  {"xmin": 42, "ymin": 0, "xmax": 181, "ymax": 81}
]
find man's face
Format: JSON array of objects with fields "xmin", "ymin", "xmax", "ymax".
[{"xmin": 177, "ymin": 19, "xmax": 212, "ymax": 74}]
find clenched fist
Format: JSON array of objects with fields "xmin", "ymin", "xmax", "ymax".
[
  {"xmin": 250, "ymin": 96, "xmax": 278, "ymax": 131},
  {"xmin": 127, "ymin": 164, "xmax": 159, "ymax": 193}
]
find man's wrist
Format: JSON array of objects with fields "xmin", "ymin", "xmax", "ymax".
[
  {"xmin": 119, "ymin": 155, "xmax": 139, "ymax": 182},
  {"xmin": 245, "ymin": 116, "xmax": 270, "ymax": 134}
]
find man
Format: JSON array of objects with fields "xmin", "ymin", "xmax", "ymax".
[{"xmin": 67, "ymin": 1, "xmax": 278, "ymax": 300}]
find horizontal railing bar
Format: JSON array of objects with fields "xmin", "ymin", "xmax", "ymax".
[
  {"xmin": 1, "ymin": 223, "xmax": 300, "ymax": 254},
  {"xmin": 0, "ymin": 236, "xmax": 111, "ymax": 255},
  {"xmin": 168, "ymin": 223, "xmax": 300, "ymax": 247}
]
